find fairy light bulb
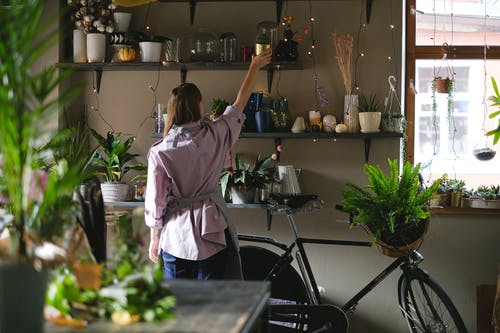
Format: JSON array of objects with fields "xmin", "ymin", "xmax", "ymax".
[
  {"xmin": 360, "ymin": 52, "xmax": 365, "ymax": 57},
  {"xmin": 389, "ymin": 24, "xmax": 395, "ymax": 29},
  {"xmin": 310, "ymin": 17, "xmax": 315, "ymax": 22},
  {"xmin": 388, "ymin": 56, "xmax": 392, "ymax": 60}
]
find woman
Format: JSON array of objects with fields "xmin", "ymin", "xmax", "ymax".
[{"xmin": 144, "ymin": 49, "xmax": 272, "ymax": 280}]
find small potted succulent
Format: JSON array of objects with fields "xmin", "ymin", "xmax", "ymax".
[
  {"xmin": 445, "ymin": 178, "xmax": 466, "ymax": 208},
  {"xmin": 464, "ymin": 185, "xmax": 500, "ymax": 209},
  {"xmin": 90, "ymin": 130, "xmax": 147, "ymax": 202},
  {"xmin": 357, "ymin": 93, "xmax": 382, "ymax": 133},
  {"xmin": 429, "ymin": 174, "xmax": 450, "ymax": 207}
]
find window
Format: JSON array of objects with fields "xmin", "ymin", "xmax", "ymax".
[{"xmin": 406, "ymin": 0, "xmax": 500, "ymax": 189}]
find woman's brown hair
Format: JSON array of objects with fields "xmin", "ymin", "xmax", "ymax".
[{"xmin": 163, "ymin": 83, "xmax": 202, "ymax": 137}]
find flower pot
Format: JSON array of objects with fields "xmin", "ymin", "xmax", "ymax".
[
  {"xmin": 434, "ymin": 78, "xmax": 452, "ymax": 94},
  {"xmin": 344, "ymin": 94, "xmax": 359, "ymax": 133},
  {"xmin": 86, "ymin": 33, "xmax": 106, "ymax": 63},
  {"xmin": 73, "ymin": 29, "xmax": 87, "ymax": 63},
  {"xmin": 449, "ymin": 191, "xmax": 462, "ymax": 208},
  {"xmin": 362, "ymin": 218, "xmax": 429, "ymax": 258},
  {"xmin": 100, "ymin": 182, "xmax": 129, "ymax": 202},
  {"xmin": 113, "ymin": 12, "xmax": 132, "ymax": 33},
  {"xmin": 139, "ymin": 41, "xmax": 162, "ymax": 62},
  {"xmin": 381, "ymin": 117, "xmax": 404, "ymax": 133},
  {"xmin": 231, "ymin": 186, "xmax": 255, "ymax": 204},
  {"xmin": 0, "ymin": 263, "xmax": 48, "ymax": 333},
  {"xmin": 430, "ymin": 192, "xmax": 449, "ymax": 207},
  {"xmin": 358, "ymin": 112, "xmax": 381, "ymax": 133},
  {"xmin": 469, "ymin": 198, "xmax": 500, "ymax": 209},
  {"xmin": 73, "ymin": 262, "xmax": 103, "ymax": 290}
]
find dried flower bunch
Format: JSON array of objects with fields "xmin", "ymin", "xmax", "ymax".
[
  {"xmin": 68, "ymin": 0, "xmax": 116, "ymax": 34},
  {"xmin": 331, "ymin": 31, "xmax": 354, "ymax": 95}
]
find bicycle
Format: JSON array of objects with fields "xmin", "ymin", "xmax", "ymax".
[{"xmin": 237, "ymin": 195, "xmax": 468, "ymax": 333}]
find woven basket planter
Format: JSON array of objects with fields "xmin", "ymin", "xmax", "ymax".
[{"xmin": 361, "ymin": 218, "xmax": 429, "ymax": 258}]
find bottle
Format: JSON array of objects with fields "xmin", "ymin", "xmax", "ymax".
[{"xmin": 255, "ymin": 33, "xmax": 271, "ymax": 56}]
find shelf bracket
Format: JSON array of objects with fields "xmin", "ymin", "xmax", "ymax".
[
  {"xmin": 366, "ymin": 0, "xmax": 373, "ymax": 24},
  {"xmin": 94, "ymin": 69, "xmax": 102, "ymax": 94},
  {"xmin": 180, "ymin": 66, "xmax": 187, "ymax": 84},
  {"xmin": 363, "ymin": 137, "xmax": 372, "ymax": 163},
  {"xmin": 189, "ymin": 0, "xmax": 197, "ymax": 25},
  {"xmin": 267, "ymin": 67, "xmax": 274, "ymax": 94},
  {"xmin": 275, "ymin": 0, "xmax": 283, "ymax": 23}
]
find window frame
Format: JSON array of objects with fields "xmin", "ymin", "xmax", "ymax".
[{"xmin": 404, "ymin": 0, "xmax": 500, "ymax": 164}]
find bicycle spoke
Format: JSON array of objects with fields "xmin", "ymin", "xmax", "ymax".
[{"xmin": 399, "ymin": 270, "xmax": 467, "ymax": 333}]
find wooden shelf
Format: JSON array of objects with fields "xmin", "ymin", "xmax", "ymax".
[
  {"xmin": 57, "ymin": 60, "xmax": 302, "ymax": 93},
  {"xmin": 150, "ymin": 130, "xmax": 402, "ymax": 162},
  {"xmin": 430, "ymin": 207, "xmax": 500, "ymax": 216}
]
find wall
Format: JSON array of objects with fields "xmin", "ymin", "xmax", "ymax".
[{"xmin": 63, "ymin": 1, "xmax": 499, "ymax": 332}]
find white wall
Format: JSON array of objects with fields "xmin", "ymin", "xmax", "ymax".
[{"xmin": 63, "ymin": 1, "xmax": 499, "ymax": 332}]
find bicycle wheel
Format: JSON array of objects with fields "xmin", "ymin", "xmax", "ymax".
[
  {"xmin": 398, "ymin": 268, "xmax": 468, "ymax": 333},
  {"xmin": 240, "ymin": 245, "xmax": 310, "ymax": 304}
]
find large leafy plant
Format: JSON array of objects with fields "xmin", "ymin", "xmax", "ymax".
[
  {"xmin": 487, "ymin": 77, "xmax": 500, "ymax": 145},
  {"xmin": 0, "ymin": 1, "xmax": 86, "ymax": 262},
  {"xmin": 90, "ymin": 130, "xmax": 146, "ymax": 183},
  {"xmin": 220, "ymin": 154, "xmax": 274, "ymax": 199},
  {"xmin": 342, "ymin": 159, "xmax": 440, "ymax": 243}
]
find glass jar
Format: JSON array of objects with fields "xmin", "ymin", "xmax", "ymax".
[
  {"xmin": 220, "ymin": 32, "xmax": 238, "ymax": 62},
  {"xmin": 271, "ymin": 98, "xmax": 290, "ymax": 131},
  {"xmin": 185, "ymin": 27, "xmax": 219, "ymax": 62}
]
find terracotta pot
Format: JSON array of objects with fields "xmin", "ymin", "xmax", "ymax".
[
  {"xmin": 434, "ymin": 78, "xmax": 452, "ymax": 94},
  {"xmin": 73, "ymin": 262, "xmax": 103, "ymax": 290}
]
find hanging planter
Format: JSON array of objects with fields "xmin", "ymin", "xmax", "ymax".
[{"xmin": 433, "ymin": 77, "xmax": 453, "ymax": 94}]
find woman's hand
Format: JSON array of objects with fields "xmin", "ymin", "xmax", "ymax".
[
  {"xmin": 233, "ymin": 49, "xmax": 273, "ymax": 111},
  {"xmin": 149, "ymin": 228, "xmax": 161, "ymax": 263},
  {"xmin": 250, "ymin": 49, "xmax": 272, "ymax": 70}
]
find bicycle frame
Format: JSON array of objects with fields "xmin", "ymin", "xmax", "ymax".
[{"xmin": 238, "ymin": 212, "xmax": 425, "ymax": 314}]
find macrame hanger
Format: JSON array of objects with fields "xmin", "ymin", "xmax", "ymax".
[{"xmin": 472, "ymin": 0, "xmax": 496, "ymax": 161}]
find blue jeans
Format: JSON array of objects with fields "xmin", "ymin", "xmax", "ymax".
[{"xmin": 161, "ymin": 248, "xmax": 227, "ymax": 280}]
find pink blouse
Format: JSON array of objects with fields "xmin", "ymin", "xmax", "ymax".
[{"xmin": 144, "ymin": 105, "xmax": 244, "ymax": 261}]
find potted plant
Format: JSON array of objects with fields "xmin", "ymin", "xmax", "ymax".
[
  {"xmin": 220, "ymin": 153, "xmax": 274, "ymax": 204},
  {"xmin": 0, "ymin": 2, "xmax": 91, "ymax": 332},
  {"xmin": 138, "ymin": 31, "xmax": 169, "ymax": 62},
  {"xmin": 357, "ymin": 93, "xmax": 382, "ymax": 133},
  {"xmin": 464, "ymin": 185, "xmax": 500, "ymax": 209},
  {"xmin": 381, "ymin": 111, "xmax": 405, "ymax": 133},
  {"xmin": 341, "ymin": 159, "xmax": 440, "ymax": 257},
  {"xmin": 431, "ymin": 75, "xmax": 455, "ymax": 125},
  {"xmin": 210, "ymin": 98, "xmax": 230, "ymax": 120},
  {"xmin": 429, "ymin": 174, "xmax": 450, "ymax": 207},
  {"xmin": 90, "ymin": 130, "xmax": 147, "ymax": 202},
  {"xmin": 446, "ymin": 178, "xmax": 465, "ymax": 208}
]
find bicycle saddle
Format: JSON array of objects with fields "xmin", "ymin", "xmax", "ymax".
[{"xmin": 269, "ymin": 193, "xmax": 318, "ymax": 209}]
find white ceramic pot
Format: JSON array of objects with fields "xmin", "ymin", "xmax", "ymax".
[
  {"xmin": 100, "ymin": 182, "xmax": 129, "ymax": 202},
  {"xmin": 73, "ymin": 29, "xmax": 87, "ymax": 63},
  {"xmin": 344, "ymin": 94, "xmax": 359, "ymax": 133},
  {"xmin": 86, "ymin": 33, "xmax": 106, "ymax": 63},
  {"xmin": 139, "ymin": 41, "xmax": 162, "ymax": 62},
  {"xmin": 359, "ymin": 112, "xmax": 381, "ymax": 133},
  {"xmin": 291, "ymin": 116, "xmax": 306, "ymax": 133},
  {"xmin": 113, "ymin": 12, "xmax": 132, "ymax": 32}
]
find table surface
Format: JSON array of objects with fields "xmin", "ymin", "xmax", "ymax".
[{"xmin": 46, "ymin": 279, "xmax": 270, "ymax": 333}]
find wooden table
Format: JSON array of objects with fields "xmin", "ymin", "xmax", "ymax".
[{"xmin": 46, "ymin": 279, "xmax": 270, "ymax": 333}]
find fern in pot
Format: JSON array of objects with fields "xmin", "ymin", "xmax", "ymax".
[
  {"xmin": 341, "ymin": 159, "xmax": 441, "ymax": 257},
  {"xmin": 90, "ymin": 130, "xmax": 147, "ymax": 202}
]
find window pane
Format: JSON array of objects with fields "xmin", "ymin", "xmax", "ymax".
[
  {"xmin": 416, "ymin": 0, "xmax": 500, "ymax": 46},
  {"xmin": 414, "ymin": 59, "xmax": 500, "ymax": 189}
]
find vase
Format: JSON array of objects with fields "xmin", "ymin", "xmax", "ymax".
[
  {"xmin": 73, "ymin": 29, "xmax": 87, "ymax": 63},
  {"xmin": 113, "ymin": 12, "xmax": 132, "ymax": 33},
  {"xmin": 344, "ymin": 94, "xmax": 359, "ymax": 133},
  {"xmin": 0, "ymin": 263, "xmax": 48, "ymax": 333},
  {"xmin": 86, "ymin": 33, "xmax": 106, "ymax": 63},
  {"xmin": 139, "ymin": 41, "xmax": 162, "ymax": 62}
]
